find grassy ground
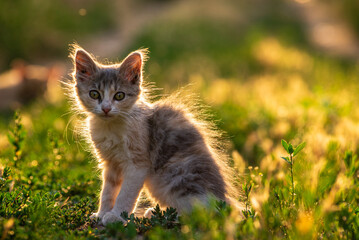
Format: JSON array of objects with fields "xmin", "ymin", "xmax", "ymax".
[{"xmin": 0, "ymin": 0, "xmax": 358, "ymax": 239}]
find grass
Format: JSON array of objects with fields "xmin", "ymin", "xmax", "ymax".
[{"xmin": 1, "ymin": 0, "xmax": 359, "ymax": 239}]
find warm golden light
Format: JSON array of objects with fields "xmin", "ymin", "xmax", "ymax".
[{"xmin": 79, "ymin": 8, "xmax": 87, "ymax": 16}]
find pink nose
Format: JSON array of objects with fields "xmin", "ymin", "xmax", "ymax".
[{"xmin": 102, "ymin": 107, "xmax": 111, "ymax": 114}]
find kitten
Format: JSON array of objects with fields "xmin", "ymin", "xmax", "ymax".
[{"xmin": 67, "ymin": 46, "xmax": 242, "ymax": 225}]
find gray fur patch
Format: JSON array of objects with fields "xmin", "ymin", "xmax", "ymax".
[
  {"xmin": 147, "ymin": 105, "xmax": 227, "ymax": 200},
  {"xmin": 169, "ymin": 156, "xmax": 226, "ymax": 199},
  {"xmin": 148, "ymin": 106, "xmax": 202, "ymax": 171}
]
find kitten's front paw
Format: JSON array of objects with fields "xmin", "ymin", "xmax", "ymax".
[
  {"xmin": 90, "ymin": 212, "xmax": 107, "ymax": 225},
  {"xmin": 90, "ymin": 212, "xmax": 99, "ymax": 220},
  {"xmin": 102, "ymin": 212, "xmax": 127, "ymax": 226}
]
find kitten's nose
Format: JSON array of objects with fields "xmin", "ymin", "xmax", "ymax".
[{"xmin": 102, "ymin": 106, "xmax": 111, "ymax": 114}]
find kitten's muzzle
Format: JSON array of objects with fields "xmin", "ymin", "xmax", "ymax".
[{"xmin": 102, "ymin": 106, "xmax": 112, "ymax": 114}]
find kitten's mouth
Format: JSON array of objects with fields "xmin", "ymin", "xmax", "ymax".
[{"xmin": 100, "ymin": 113, "xmax": 112, "ymax": 118}]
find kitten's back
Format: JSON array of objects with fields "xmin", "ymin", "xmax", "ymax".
[{"xmin": 144, "ymin": 92, "xmax": 240, "ymax": 208}]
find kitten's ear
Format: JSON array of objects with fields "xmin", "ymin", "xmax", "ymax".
[
  {"xmin": 74, "ymin": 49, "xmax": 97, "ymax": 81},
  {"xmin": 119, "ymin": 52, "xmax": 143, "ymax": 85}
]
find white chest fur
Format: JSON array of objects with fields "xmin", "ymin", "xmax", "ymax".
[{"xmin": 89, "ymin": 118, "xmax": 131, "ymax": 164}]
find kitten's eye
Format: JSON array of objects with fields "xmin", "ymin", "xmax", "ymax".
[
  {"xmin": 89, "ymin": 90, "xmax": 100, "ymax": 100},
  {"xmin": 81, "ymin": 70, "xmax": 87, "ymax": 74},
  {"xmin": 114, "ymin": 92, "xmax": 125, "ymax": 101}
]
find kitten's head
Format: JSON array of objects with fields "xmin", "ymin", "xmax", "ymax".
[{"xmin": 71, "ymin": 47, "xmax": 146, "ymax": 119}]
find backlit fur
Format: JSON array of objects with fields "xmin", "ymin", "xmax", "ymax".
[{"xmin": 64, "ymin": 45, "xmax": 242, "ymax": 225}]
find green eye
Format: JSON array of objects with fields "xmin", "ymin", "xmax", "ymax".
[
  {"xmin": 89, "ymin": 90, "xmax": 100, "ymax": 100},
  {"xmin": 114, "ymin": 92, "xmax": 125, "ymax": 101}
]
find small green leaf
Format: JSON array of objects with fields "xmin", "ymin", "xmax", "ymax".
[
  {"xmin": 293, "ymin": 142, "xmax": 306, "ymax": 156},
  {"xmin": 242, "ymin": 183, "xmax": 252, "ymax": 196},
  {"xmin": 288, "ymin": 144, "xmax": 294, "ymax": 154},
  {"xmin": 7, "ymin": 133, "xmax": 15, "ymax": 145},
  {"xmin": 248, "ymin": 184, "xmax": 252, "ymax": 193},
  {"xmin": 281, "ymin": 156, "xmax": 291, "ymax": 164},
  {"xmin": 281, "ymin": 139, "xmax": 289, "ymax": 152},
  {"xmin": 242, "ymin": 183, "xmax": 247, "ymax": 193},
  {"xmin": 343, "ymin": 151, "xmax": 354, "ymax": 168}
]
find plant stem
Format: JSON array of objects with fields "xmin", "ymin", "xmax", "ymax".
[
  {"xmin": 290, "ymin": 154, "xmax": 294, "ymax": 203},
  {"xmin": 246, "ymin": 195, "xmax": 249, "ymax": 212}
]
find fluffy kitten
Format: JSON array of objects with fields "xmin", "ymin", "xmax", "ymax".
[{"xmin": 67, "ymin": 46, "xmax": 241, "ymax": 225}]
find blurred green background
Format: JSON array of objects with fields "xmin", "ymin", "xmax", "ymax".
[{"xmin": 0, "ymin": 0, "xmax": 358, "ymax": 239}]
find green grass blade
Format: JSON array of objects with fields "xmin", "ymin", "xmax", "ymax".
[
  {"xmin": 281, "ymin": 156, "xmax": 291, "ymax": 164},
  {"xmin": 293, "ymin": 142, "xmax": 306, "ymax": 156},
  {"xmin": 281, "ymin": 139, "xmax": 289, "ymax": 153}
]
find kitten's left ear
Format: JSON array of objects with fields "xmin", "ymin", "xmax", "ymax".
[{"xmin": 119, "ymin": 52, "xmax": 143, "ymax": 85}]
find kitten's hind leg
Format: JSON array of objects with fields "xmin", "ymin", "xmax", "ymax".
[{"xmin": 169, "ymin": 194, "xmax": 211, "ymax": 215}]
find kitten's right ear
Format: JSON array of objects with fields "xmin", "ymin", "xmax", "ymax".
[{"xmin": 74, "ymin": 49, "xmax": 97, "ymax": 81}]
